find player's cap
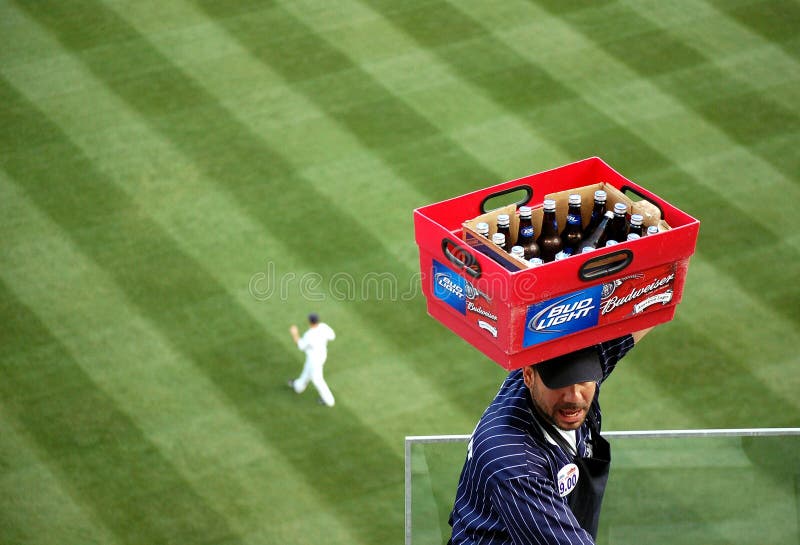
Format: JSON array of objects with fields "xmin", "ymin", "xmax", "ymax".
[
  {"xmin": 534, "ymin": 347, "xmax": 602, "ymax": 389},
  {"xmin": 308, "ymin": 313, "xmax": 320, "ymax": 324}
]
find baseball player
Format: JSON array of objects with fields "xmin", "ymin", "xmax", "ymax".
[
  {"xmin": 448, "ymin": 328, "xmax": 652, "ymax": 544},
  {"xmin": 288, "ymin": 313, "xmax": 336, "ymax": 407}
]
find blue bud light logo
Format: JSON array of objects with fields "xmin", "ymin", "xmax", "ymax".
[
  {"xmin": 523, "ymin": 285, "xmax": 603, "ymax": 346},
  {"xmin": 432, "ymin": 260, "xmax": 467, "ymax": 314}
]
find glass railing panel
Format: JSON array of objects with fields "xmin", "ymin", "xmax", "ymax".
[{"xmin": 406, "ymin": 430, "xmax": 800, "ymax": 545}]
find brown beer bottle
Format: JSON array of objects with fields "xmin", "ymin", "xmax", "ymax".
[
  {"xmin": 536, "ymin": 199, "xmax": 562, "ymax": 262},
  {"xmin": 560, "ymin": 194, "xmax": 583, "ymax": 255},
  {"xmin": 516, "ymin": 206, "xmax": 540, "ymax": 260}
]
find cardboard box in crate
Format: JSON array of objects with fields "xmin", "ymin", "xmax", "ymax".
[{"xmin": 413, "ymin": 157, "xmax": 700, "ymax": 370}]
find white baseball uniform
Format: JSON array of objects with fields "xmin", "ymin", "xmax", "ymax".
[{"xmin": 290, "ymin": 322, "xmax": 336, "ymax": 407}]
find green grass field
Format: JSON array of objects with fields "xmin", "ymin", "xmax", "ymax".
[{"xmin": 1, "ymin": 1, "xmax": 798, "ymax": 543}]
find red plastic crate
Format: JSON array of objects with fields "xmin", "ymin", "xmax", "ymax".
[{"xmin": 413, "ymin": 157, "xmax": 700, "ymax": 370}]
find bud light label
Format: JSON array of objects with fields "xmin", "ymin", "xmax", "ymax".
[
  {"xmin": 523, "ymin": 285, "xmax": 603, "ymax": 346},
  {"xmin": 433, "ymin": 260, "xmax": 498, "ymax": 330},
  {"xmin": 433, "ymin": 260, "xmax": 467, "ymax": 314},
  {"xmin": 520, "ymin": 226, "xmax": 534, "ymax": 237},
  {"xmin": 522, "ymin": 263, "xmax": 679, "ymax": 347}
]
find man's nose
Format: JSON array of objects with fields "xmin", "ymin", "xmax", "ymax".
[{"xmin": 561, "ymin": 383, "xmax": 588, "ymax": 403}]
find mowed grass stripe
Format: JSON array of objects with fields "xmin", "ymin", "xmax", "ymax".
[
  {"xmin": 542, "ymin": 0, "xmax": 800, "ymax": 182},
  {"xmin": 0, "ymin": 405, "xmax": 120, "ymax": 545},
  {"xmin": 604, "ymin": 256, "xmax": 800, "ymax": 430},
  {"xmin": 101, "ymin": 0, "xmax": 432, "ymax": 266},
  {"xmin": 449, "ymin": 5, "xmax": 800, "ymax": 245},
  {"xmin": 8, "ymin": 0, "xmax": 479, "ymax": 447},
  {"xmin": 708, "ymin": 0, "xmax": 800, "ymax": 62},
  {"xmin": 0, "ymin": 282, "xmax": 240, "ymax": 544},
  {"xmin": 11, "ymin": 0, "xmax": 510, "ymax": 424},
  {"xmin": 187, "ymin": 0, "xmax": 500, "ymax": 203},
  {"xmin": 0, "ymin": 77, "xmax": 399, "ymax": 544},
  {"xmin": 365, "ymin": 0, "xmax": 799, "ymax": 326},
  {"xmin": 276, "ymin": 1, "xmax": 569, "ymax": 184},
  {"xmin": 0, "ymin": 174, "xmax": 363, "ymax": 541}
]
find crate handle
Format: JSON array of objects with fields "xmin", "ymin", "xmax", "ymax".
[
  {"xmin": 441, "ymin": 238, "xmax": 481, "ymax": 279},
  {"xmin": 578, "ymin": 249, "xmax": 633, "ymax": 281},
  {"xmin": 479, "ymin": 185, "xmax": 533, "ymax": 214},
  {"xmin": 621, "ymin": 185, "xmax": 664, "ymax": 218}
]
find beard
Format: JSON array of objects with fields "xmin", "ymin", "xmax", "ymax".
[{"xmin": 530, "ymin": 391, "xmax": 590, "ymax": 431}]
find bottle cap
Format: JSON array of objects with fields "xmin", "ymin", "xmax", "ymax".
[
  {"xmin": 528, "ymin": 258, "xmax": 544, "ymax": 267},
  {"xmin": 511, "ymin": 246, "xmax": 525, "ymax": 258},
  {"xmin": 581, "ymin": 246, "xmax": 594, "ymax": 254},
  {"xmin": 613, "ymin": 203, "xmax": 627, "ymax": 214},
  {"xmin": 568, "ymin": 194, "xmax": 581, "ymax": 205},
  {"xmin": 554, "ymin": 251, "xmax": 570, "ymax": 260},
  {"xmin": 630, "ymin": 214, "xmax": 643, "ymax": 225},
  {"xmin": 647, "ymin": 225, "xmax": 659, "ymax": 235},
  {"xmin": 604, "ymin": 210, "xmax": 614, "ymax": 219},
  {"xmin": 543, "ymin": 199, "xmax": 556, "ymax": 211},
  {"xmin": 626, "ymin": 233, "xmax": 641, "ymax": 241},
  {"xmin": 476, "ymin": 222, "xmax": 490, "ymax": 235},
  {"xmin": 605, "ymin": 240, "xmax": 619, "ymax": 246},
  {"xmin": 594, "ymin": 190, "xmax": 607, "ymax": 202},
  {"xmin": 497, "ymin": 214, "xmax": 510, "ymax": 226},
  {"xmin": 491, "ymin": 233, "xmax": 506, "ymax": 246},
  {"xmin": 519, "ymin": 206, "xmax": 532, "ymax": 218}
]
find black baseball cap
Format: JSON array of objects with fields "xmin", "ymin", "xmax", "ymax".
[
  {"xmin": 308, "ymin": 313, "xmax": 320, "ymax": 324},
  {"xmin": 534, "ymin": 346, "xmax": 602, "ymax": 389}
]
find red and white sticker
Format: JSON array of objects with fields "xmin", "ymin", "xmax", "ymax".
[{"xmin": 557, "ymin": 463, "xmax": 580, "ymax": 497}]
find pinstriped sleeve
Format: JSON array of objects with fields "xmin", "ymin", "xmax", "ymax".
[
  {"xmin": 598, "ymin": 334, "xmax": 635, "ymax": 382},
  {"xmin": 491, "ymin": 475, "xmax": 595, "ymax": 545}
]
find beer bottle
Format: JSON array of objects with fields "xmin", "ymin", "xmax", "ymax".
[
  {"xmin": 628, "ymin": 214, "xmax": 644, "ymax": 237},
  {"xmin": 536, "ymin": 199, "xmax": 562, "ymax": 262},
  {"xmin": 475, "ymin": 222, "xmax": 490, "ymax": 239},
  {"xmin": 496, "ymin": 214, "xmax": 512, "ymax": 248},
  {"xmin": 516, "ymin": 206, "xmax": 540, "ymax": 260},
  {"xmin": 510, "ymin": 246, "xmax": 525, "ymax": 260},
  {"xmin": 646, "ymin": 225, "xmax": 659, "ymax": 236},
  {"xmin": 491, "ymin": 233, "xmax": 507, "ymax": 252},
  {"xmin": 583, "ymin": 190, "xmax": 607, "ymax": 237},
  {"xmin": 602, "ymin": 202, "xmax": 629, "ymax": 246},
  {"xmin": 577, "ymin": 211, "xmax": 614, "ymax": 253},
  {"xmin": 560, "ymin": 194, "xmax": 583, "ymax": 255}
]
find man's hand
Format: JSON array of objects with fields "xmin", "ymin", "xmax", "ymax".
[
  {"xmin": 632, "ymin": 327, "xmax": 654, "ymax": 344},
  {"xmin": 289, "ymin": 325, "xmax": 300, "ymax": 343}
]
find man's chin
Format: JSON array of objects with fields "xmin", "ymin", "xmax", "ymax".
[{"xmin": 554, "ymin": 408, "xmax": 587, "ymax": 430}]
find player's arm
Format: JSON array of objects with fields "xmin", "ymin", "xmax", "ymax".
[
  {"xmin": 289, "ymin": 325, "xmax": 303, "ymax": 349},
  {"xmin": 492, "ymin": 475, "xmax": 594, "ymax": 545}
]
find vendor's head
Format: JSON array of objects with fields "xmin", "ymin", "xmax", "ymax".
[{"xmin": 522, "ymin": 347, "xmax": 602, "ymax": 431}]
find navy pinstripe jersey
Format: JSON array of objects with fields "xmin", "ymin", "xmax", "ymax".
[{"xmin": 448, "ymin": 335, "xmax": 635, "ymax": 545}]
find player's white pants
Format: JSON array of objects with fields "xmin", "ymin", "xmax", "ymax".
[{"xmin": 292, "ymin": 358, "xmax": 335, "ymax": 407}]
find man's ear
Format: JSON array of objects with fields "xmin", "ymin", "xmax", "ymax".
[{"xmin": 522, "ymin": 366, "xmax": 535, "ymax": 389}]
